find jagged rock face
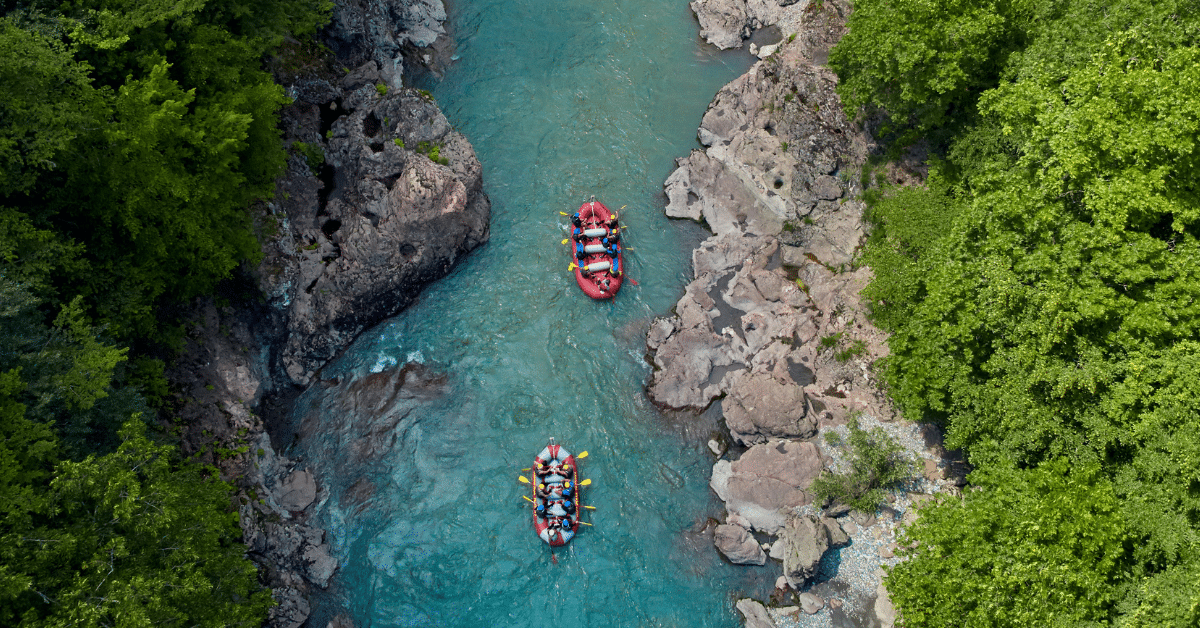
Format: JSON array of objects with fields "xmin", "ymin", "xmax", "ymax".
[
  {"xmin": 263, "ymin": 78, "xmax": 490, "ymax": 386},
  {"xmin": 691, "ymin": 0, "xmax": 750, "ymax": 50},
  {"xmin": 325, "ymin": 0, "xmax": 447, "ymax": 88},
  {"xmin": 665, "ymin": 52, "xmax": 868, "ymax": 237}
]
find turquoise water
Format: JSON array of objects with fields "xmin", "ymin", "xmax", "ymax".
[{"xmin": 294, "ymin": 1, "xmax": 767, "ymax": 625}]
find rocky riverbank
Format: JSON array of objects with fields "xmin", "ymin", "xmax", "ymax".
[
  {"xmin": 162, "ymin": 2, "xmax": 487, "ymax": 627},
  {"xmin": 655, "ymin": 1, "xmax": 962, "ymax": 625}
]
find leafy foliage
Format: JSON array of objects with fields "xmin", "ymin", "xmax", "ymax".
[
  {"xmin": 811, "ymin": 417, "xmax": 917, "ymax": 512},
  {"xmin": 1, "ymin": 0, "xmax": 329, "ymax": 338},
  {"xmin": 887, "ymin": 461, "xmax": 1129, "ymax": 627},
  {"xmin": 839, "ymin": 0, "xmax": 1200, "ymax": 623},
  {"xmin": 0, "ymin": 0, "xmax": 330, "ymax": 622},
  {"xmin": 0, "ymin": 281, "xmax": 269, "ymax": 626}
]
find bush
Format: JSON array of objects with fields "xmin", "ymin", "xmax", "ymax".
[{"xmin": 811, "ymin": 417, "xmax": 916, "ymax": 512}]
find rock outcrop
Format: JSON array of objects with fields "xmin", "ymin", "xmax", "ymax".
[
  {"xmin": 266, "ymin": 72, "xmax": 489, "ymax": 386},
  {"xmin": 164, "ymin": 7, "xmax": 486, "ymax": 628},
  {"xmin": 656, "ymin": 0, "xmax": 951, "ymax": 625},
  {"xmin": 325, "ymin": 0, "xmax": 447, "ymax": 88},
  {"xmin": 710, "ymin": 440, "xmax": 823, "ymax": 534}
]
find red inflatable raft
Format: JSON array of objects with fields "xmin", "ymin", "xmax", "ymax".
[
  {"xmin": 529, "ymin": 439, "xmax": 582, "ymax": 546},
  {"xmin": 567, "ymin": 198, "xmax": 624, "ymax": 300}
]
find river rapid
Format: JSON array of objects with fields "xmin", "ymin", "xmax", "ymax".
[{"xmin": 291, "ymin": 1, "xmax": 773, "ymax": 625}]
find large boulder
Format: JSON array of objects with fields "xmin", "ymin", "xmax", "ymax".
[
  {"xmin": 722, "ymin": 370, "xmax": 815, "ymax": 445},
  {"xmin": 714, "ymin": 524, "xmax": 768, "ymax": 565},
  {"xmin": 690, "ymin": 0, "xmax": 750, "ymax": 50},
  {"xmin": 779, "ymin": 514, "xmax": 831, "ymax": 587},
  {"xmin": 735, "ymin": 599, "xmax": 778, "ymax": 628},
  {"xmin": 710, "ymin": 440, "xmax": 823, "ymax": 534}
]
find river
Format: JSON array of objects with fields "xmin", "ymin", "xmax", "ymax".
[{"xmin": 291, "ymin": 1, "xmax": 770, "ymax": 625}]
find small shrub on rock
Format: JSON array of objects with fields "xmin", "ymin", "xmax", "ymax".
[{"xmin": 812, "ymin": 417, "xmax": 916, "ymax": 512}]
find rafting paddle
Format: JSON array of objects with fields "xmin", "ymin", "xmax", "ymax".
[
  {"xmin": 581, "ymin": 479, "xmax": 592, "ymax": 486},
  {"xmin": 522, "ymin": 495, "xmax": 535, "ymax": 503},
  {"xmin": 518, "ymin": 475, "xmax": 530, "ymax": 484},
  {"xmin": 577, "ymin": 451, "xmax": 588, "ymax": 459}
]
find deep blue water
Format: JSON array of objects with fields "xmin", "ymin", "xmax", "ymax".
[{"xmin": 293, "ymin": 1, "xmax": 769, "ymax": 625}]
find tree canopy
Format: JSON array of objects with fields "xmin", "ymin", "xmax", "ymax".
[
  {"xmin": 1, "ymin": 0, "xmax": 331, "ymax": 623},
  {"xmin": 840, "ymin": 0, "xmax": 1200, "ymax": 624}
]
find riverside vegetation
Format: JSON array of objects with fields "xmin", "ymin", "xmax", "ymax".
[
  {"xmin": 832, "ymin": 0, "xmax": 1200, "ymax": 624},
  {"xmin": 1, "ymin": 0, "xmax": 330, "ymax": 625}
]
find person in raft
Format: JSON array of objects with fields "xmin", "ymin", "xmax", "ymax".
[
  {"xmin": 571, "ymin": 212, "xmax": 583, "ymax": 229},
  {"xmin": 603, "ymin": 240, "xmax": 622, "ymax": 277},
  {"xmin": 606, "ymin": 212, "xmax": 619, "ymax": 230}
]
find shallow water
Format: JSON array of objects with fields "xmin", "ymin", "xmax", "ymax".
[{"xmin": 293, "ymin": 1, "xmax": 772, "ymax": 625}]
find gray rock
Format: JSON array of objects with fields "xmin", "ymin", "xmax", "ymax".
[
  {"xmin": 269, "ymin": 587, "xmax": 311, "ymax": 628},
  {"xmin": 875, "ymin": 581, "xmax": 896, "ymax": 628},
  {"xmin": 277, "ymin": 468, "xmax": 317, "ymax": 512},
  {"xmin": 822, "ymin": 516, "xmax": 850, "ymax": 547},
  {"xmin": 736, "ymin": 598, "xmax": 779, "ymax": 628},
  {"xmin": 325, "ymin": 0, "xmax": 447, "ymax": 88},
  {"xmin": 267, "ymin": 88, "xmax": 490, "ymax": 385},
  {"xmin": 798, "ymin": 592, "xmax": 825, "ymax": 614},
  {"xmin": 691, "ymin": 0, "xmax": 750, "ymax": 49},
  {"xmin": 715, "ymin": 440, "xmax": 822, "ymax": 534},
  {"xmin": 825, "ymin": 503, "xmax": 851, "ymax": 518},
  {"xmin": 722, "ymin": 370, "xmax": 815, "ymax": 445},
  {"xmin": 810, "ymin": 175, "xmax": 843, "ymax": 200},
  {"xmin": 850, "ymin": 509, "xmax": 877, "ymax": 527},
  {"xmin": 303, "ymin": 541, "xmax": 338, "ymax": 588},
  {"xmin": 780, "ymin": 514, "xmax": 831, "ymax": 587},
  {"xmin": 714, "ymin": 524, "xmax": 768, "ymax": 565}
]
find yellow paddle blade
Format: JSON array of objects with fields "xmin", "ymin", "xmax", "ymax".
[
  {"xmin": 584, "ymin": 505, "xmax": 597, "ymax": 510},
  {"xmin": 577, "ymin": 521, "xmax": 594, "ymax": 526},
  {"xmin": 521, "ymin": 467, "xmax": 531, "ymax": 472},
  {"xmin": 578, "ymin": 451, "xmax": 588, "ymax": 459},
  {"xmin": 518, "ymin": 475, "xmax": 530, "ymax": 484},
  {"xmin": 581, "ymin": 479, "xmax": 592, "ymax": 486},
  {"xmin": 561, "ymin": 238, "xmax": 569, "ymax": 245},
  {"xmin": 620, "ymin": 205, "xmax": 626, "ymax": 209},
  {"xmin": 568, "ymin": 264, "xmax": 578, "ymax": 271},
  {"xmin": 559, "ymin": 211, "xmax": 569, "ymax": 216},
  {"xmin": 522, "ymin": 495, "xmax": 534, "ymax": 503}
]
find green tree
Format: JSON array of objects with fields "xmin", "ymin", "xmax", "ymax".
[
  {"xmin": 9, "ymin": 420, "xmax": 271, "ymax": 628},
  {"xmin": 887, "ymin": 461, "xmax": 1129, "ymax": 627}
]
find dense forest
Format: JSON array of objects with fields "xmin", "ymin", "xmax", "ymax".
[
  {"xmin": 832, "ymin": 0, "xmax": 1200, "ymax": 624},
  {"xmin": 1, "ymin": 0, "xmax": 327, "ymax": 624}
]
